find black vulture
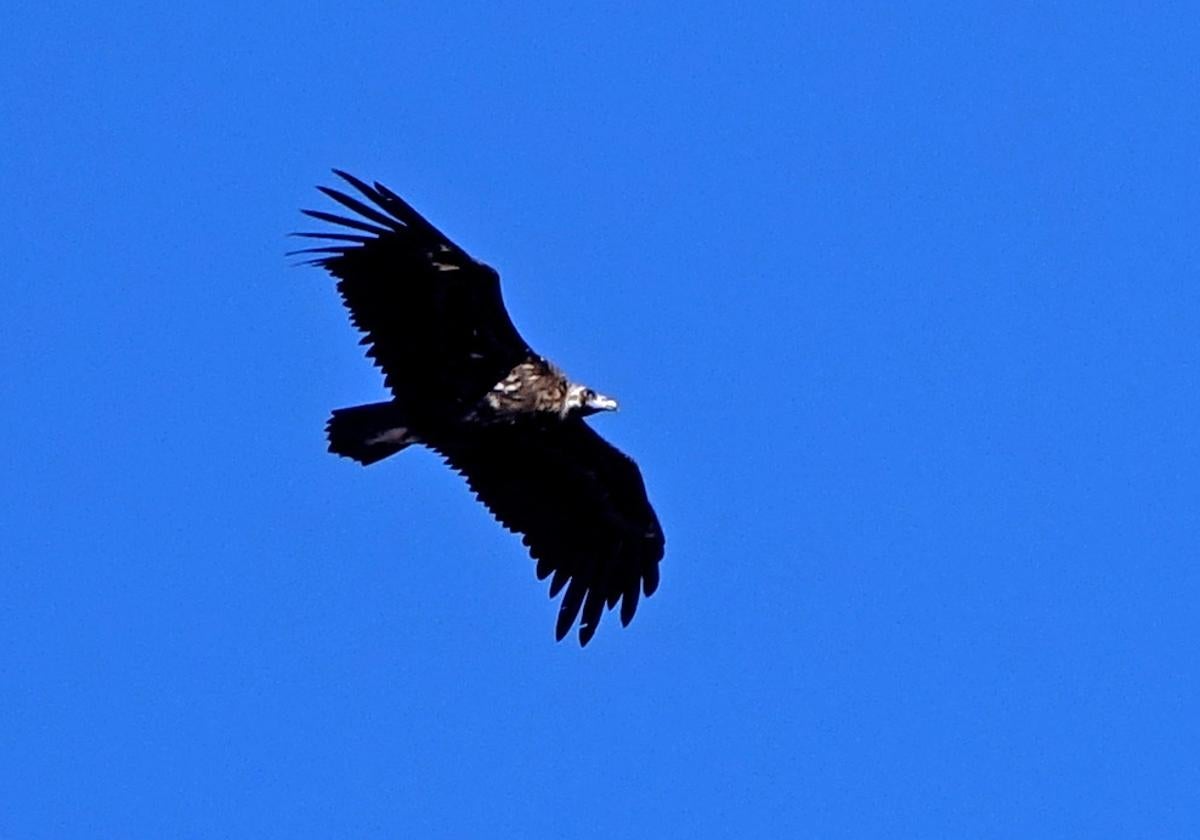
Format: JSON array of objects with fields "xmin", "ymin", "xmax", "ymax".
[{"xmin": 293, "ymin": 171, "xmax": 664, "ymax": 645}]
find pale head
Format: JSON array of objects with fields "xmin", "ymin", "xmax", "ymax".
[{"xmin": 564, "ymin": 383, "xmax": 619, "ymax": 417}]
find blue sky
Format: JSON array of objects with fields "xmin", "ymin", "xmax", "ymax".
[{"xmin": 2, "ymin": 2, "xmax": 1197, "ymax": 837}]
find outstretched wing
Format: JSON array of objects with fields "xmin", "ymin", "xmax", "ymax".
[
  {"xmin": 294, "ymin": 171, "xmax": 534, "ymax": 415},
  {"xmin": 430, "ymin": 419, "xmax": 664, "ymax": 646}
]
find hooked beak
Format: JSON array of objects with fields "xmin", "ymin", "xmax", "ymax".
[{"xmin": 585, "ymin": 392, "xmax": 619, "ymax": 412}]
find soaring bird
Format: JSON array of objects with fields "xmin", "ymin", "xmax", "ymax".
[{"xmin": 293, "ymin": 171, "xmax": 664, "ymax": 645}]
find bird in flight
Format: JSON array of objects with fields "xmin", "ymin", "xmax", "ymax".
[{"xmin": 293, "ymin": 171, "xmax": 664, "ymax": 645}]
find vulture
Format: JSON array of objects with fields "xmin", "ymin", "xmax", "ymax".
[{"xmin": 293, "ymin": 171, "xmax": 664, "ymax": 645}]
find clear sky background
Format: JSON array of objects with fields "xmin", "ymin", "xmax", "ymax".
[{"xmin": 2, "ymin": 3, "xmax": 1197, "ymax": 837}]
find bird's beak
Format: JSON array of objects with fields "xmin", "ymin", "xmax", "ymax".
[{"xmin": 586, "ymin": 392, "xmax": 619, "ymax": 412}]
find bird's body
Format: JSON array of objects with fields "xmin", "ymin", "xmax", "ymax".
[{"xmin": 295, "ymin": 172, "xmax": 663, "ymax": 645}]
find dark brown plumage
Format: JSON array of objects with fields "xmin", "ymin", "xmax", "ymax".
[{"xmin": 293, "ymin": 171, "xmax": 664, "ymax": 645}]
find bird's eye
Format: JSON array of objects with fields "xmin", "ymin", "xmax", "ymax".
[{"xmin": 584, "ymin": 389, "xmax": 594, "ymax": 401}]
